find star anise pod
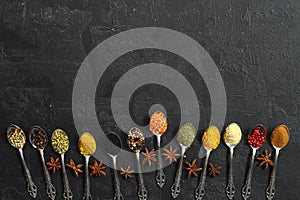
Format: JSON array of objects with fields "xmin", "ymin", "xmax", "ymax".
[
  {"xmin": 208, "ymin": 163, "xmax": 221, "ymax": 177},
  {"xmin": 162, "ymin": 146, "xmax": 180, "ymax": 164},
  {"xmin": 46, "ymin": 157, "xmax": 61, "ymax": 173},
  {"xmin": 142, "ymin": 148, "xmax": 157, "ymax": 166},
  {"xmin": 185, "ymin": 159, "xmax": 202, "ymax": 178},
  {"xmin": 89, "ymin": 161, "xmax": 106, "ymax": 176},
  {"xmin": 257, "ymin": 150, "xmax": 274, "ymax": 168},
  {"xmin": 66, "ymin": 159, "xmax": 83, "ymax": 177},
  {"xmin": 120, "ymin": 166, "xmax": 134, "ymax": 179}
]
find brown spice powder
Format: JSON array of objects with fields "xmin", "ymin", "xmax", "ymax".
[{"xmin": 271, "ymin": 125, "xmax": 290, "ymax": 148}]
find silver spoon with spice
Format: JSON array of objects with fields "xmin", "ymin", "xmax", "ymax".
[
  {"xmin": 7, "ymin": 124, "xmax": 38, "ymax": 198},
  {"xmin": 127, "ymin": 127, "xmax": 147, "ymax": 200},
  {"xmin": 171, "ymin": 123, "xmax": 196, "ymax": 199},
  {"xmin": 78, "ymin": 132, "xmax": 97, "ymax": 200},
  {"xmin": 51, "ymin": 129, "xmax": 73, "ymax": 200},
  {"xmin": 29, "ymin": 125, "xmax": 56, "ymax": 200},
  {"xmin": 106, "ymin": 132, "xmax": 124, "ymax": 200},
  {"xmin": 149, "ymin": 111, "xmax": 168, "ymax": 188},
  {"xmin": 223, "ymin": 123, "xmax": 242, "ymax": 200},
  {"xmin": 266, "ymin": 124, "xmax": 290, "ymax": 200},
  {"xmin": 242, "ymin": 124, "xmax": 266, "ymax": 200},
  {"xmin": 195, "ymin": 126, "xmax": 220, "ymax": 200}
]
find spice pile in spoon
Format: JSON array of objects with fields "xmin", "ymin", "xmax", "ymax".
[
  {"xmin": 248, "ymin": 125, "xmax": 266, "ymax": 148},
  {"xmin": 127, "ymin": 127, "xmax": 145, "ymax": 153}
]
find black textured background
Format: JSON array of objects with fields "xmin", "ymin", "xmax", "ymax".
[{"xmin": 0, "ymin": 0, "xmax": 300, "ymax": 199}]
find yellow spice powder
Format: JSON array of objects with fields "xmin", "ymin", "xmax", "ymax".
[
  {"xmin": 78, "ymin": 132, "xmax": 96, "ymax": 156},
  {"xmin": 223, "ymin": 123, "xmax": 242, "ymax": 145},
  {"xmin": 202, "ymin": 126, "xmax": 220, "ymax": 150}
]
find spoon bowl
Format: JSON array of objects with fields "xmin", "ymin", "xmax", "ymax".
[
  {"xmin": 106, "ymin": 132, "xmax": 122, "ymax": 157},
  {"xmin": 51, "ymin": 129, "xmax": 70, "ymax": 155},
  {"xmin": 7, "ymin": 124, "xmax": 26, "ymax": 149},
  {"xmin": 29, "ymin": 125, "xmax": 48, "ymax": 150}
]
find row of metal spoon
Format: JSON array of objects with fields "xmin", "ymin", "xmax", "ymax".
[
  {"xmin": 7, "ymin": 122, "xmax": 289, "ymax": 200},
  {"xmin": 7, "ymin": 125, "xmax": 70, "ymax": 200}
]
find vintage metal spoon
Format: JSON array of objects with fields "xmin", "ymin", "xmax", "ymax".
[
  {"xmin": 7, "ymin": 124, "xmax": 38, "ymax": 198},
  {"xmin": 242, "ymin": 124, "xmax": 266, "ymax": 200},
  {"xmin": 195, "ymin": 126, "xmax": 220, "ymax": 200},
  {"xmin": 106, "ymin": 132, "xmax": 124, "ymax": 200},
  {"xmin": 149, "ymin": 111, "xmax": 168, "ymax": 188},
  {"xmin": 171, "ymin": 123, "xmax": 196, "ymax": 199},
  {"xmin": 224, "ymin": 123, "xmax": 242, "ymax": 200},
  {"xmin": 78, "ymin": 132, "xmax": 96, "ymax": 200},
  {"xmin": 51, "ymin": 129, "xmax": 73, "ymax": 200},
  {"xmin": 127, "ymin": 127, "xmax": 147, "ymax": 200},
  {"xmin": 266, "ymin": 125, "xmax": 290, "ymax": 200},
  {"xmin": 29, "ymin": 125, "xmax": 56, "ymax": 200}
]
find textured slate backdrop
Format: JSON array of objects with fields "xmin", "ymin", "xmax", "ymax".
[{"xmin": 0, "ymin": 0, "xmax": 300, "ymax": 199}]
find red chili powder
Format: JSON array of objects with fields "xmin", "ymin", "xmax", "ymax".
[{"xmin": 248, "ymin": 125, "xmax": 266, "ymax": 148}]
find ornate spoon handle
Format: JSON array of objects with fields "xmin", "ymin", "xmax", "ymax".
[
  {"xmin": 195, "ymin": 150, "xmax": 211, "ymax": 200},
  {"xmin": 171, "ymin": 146, "xmax": 186, "ymax": 199},
  {"xmin": 83, "ymin": 156, "xmax": 92, "ymax": 200},
  {"xmin": 242, "ymin": 148, "xmax": 256, "ymax": 200},
  {"xmin": 61, "ymin": 154, "xmax": 73, "ymax": 200},
  {"xmin": 266, "ymin": 148, "xmax": 280, "ymax": 200},
  {"xmin": 112, "ymin": 156, "xmax": 123, "ymax": 200},
  {"xmin": 19, "ymin": 148, "xmax": 38, "ymax": 198},
  {"xmin": 226, "ymin": 147, "xmax": 235, "ymax": 199},
  {"xmin": 156, "ymin": 135, "xmax": 165, "ymax": 188},
  {"xmin": 136, "ymin": 153, "xmax": 147, "ymax": 200},
  {"xmin": 40, "ymin": 150, "xmax": 56, "ymax": 200}
]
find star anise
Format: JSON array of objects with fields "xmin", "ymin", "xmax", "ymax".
[
  {"xmin": 185, "ymin": 159, "xmax": 202, "ymax": 178},
  {"xmin": 120, "ymin": 166, "xmax": 134, "ymax": 179},
  {"xmin": 208, "ymin": 163, "xmax": 221, "ymax": 177},
  {"xmin": 142, "ymin": 148, "xmax": 157, "ymax": 166},
  {"xmin": 89, "ymin": 161, "xmax": 106, "ymax": 176},
  {"xmin": 66, "ymin": 159, "xmax": 83, "ymax": 177},
  {"xmin": 46, "ymin": 157, "xmax": 61, "ymax": 173},
  {"xmin": 162, "ymin": 146, "xmax": 180, "ymax": 164},
  {"xmin": 257, "ymin": 150, "xmax": 274, "ymax": 168}
]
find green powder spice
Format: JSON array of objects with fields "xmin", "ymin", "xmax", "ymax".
[
  {"xmin": 177, "ymin": 123, "xmax": 196, "ymax": 147},
  {"xmin": 223, "ymin": 123, "xmax": 242, "ymax": 145}
]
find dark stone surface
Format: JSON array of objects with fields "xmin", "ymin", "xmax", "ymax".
[{"xmin": 0, "ymin": 0, "xmax": 300, "ymax": 199}]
